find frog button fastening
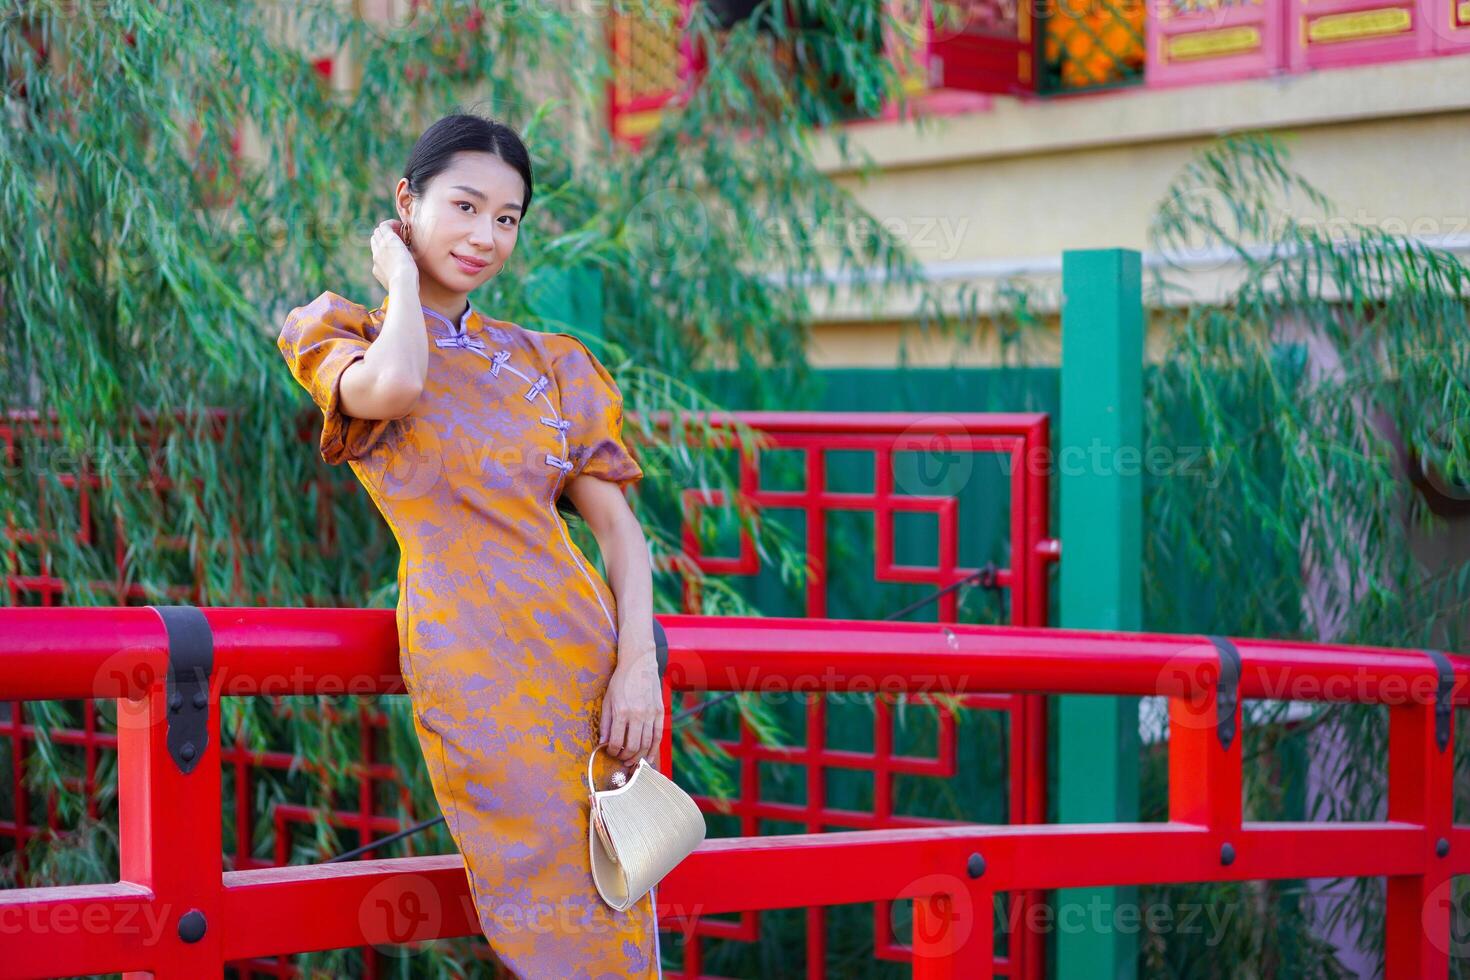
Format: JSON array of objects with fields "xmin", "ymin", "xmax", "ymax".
[{"xmin": 435, "ymin": 334, "xmax": 485, "ymax": 351}]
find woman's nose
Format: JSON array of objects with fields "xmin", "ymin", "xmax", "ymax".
[{"xmin": 467, "ymin": 220, "xmax": 497, "ymax": 249}]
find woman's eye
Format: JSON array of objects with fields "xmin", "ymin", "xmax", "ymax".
[
  {"xmin": 458, "ymin": 202, "xmax": 474, "ymax": 213},
  {"xmin": 500, "ymin": 216, "xmax": 517, "ymax": 227}
]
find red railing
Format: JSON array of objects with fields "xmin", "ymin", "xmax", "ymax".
[{"xmin": 0, "ymin": 608, "xmax": 1462, "ymax": 977}]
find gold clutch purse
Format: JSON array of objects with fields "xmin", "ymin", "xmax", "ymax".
[{"xmin": 587, "ymin": 742, "xmax": 706, "ymax": 911}]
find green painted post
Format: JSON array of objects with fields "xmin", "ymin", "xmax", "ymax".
[{"xmin": 1054, "ymin": 249, "xmax": 1143, "ymax": 980}]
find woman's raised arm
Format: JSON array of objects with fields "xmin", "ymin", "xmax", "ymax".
[{"xmin": 340, "ymin": 219, "xmax": 431, "ymax": 419}]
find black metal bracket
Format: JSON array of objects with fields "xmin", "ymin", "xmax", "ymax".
[
  {"xmin": 653, "ymin": 617, "xmax": 669, "ymax": 683},
  {"xmin": 1206, "ymin": 635, "xmax": 1241, "ymax": 752},
  {"xmin": 149, "ymin": 605, "xmax": 214, "ymax": 775},
  {"xmin": 1424, "ymin": 648, "xmax": 1453, "ymax": 753}
]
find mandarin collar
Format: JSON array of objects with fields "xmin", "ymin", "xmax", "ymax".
[{"xmin": 379, "ymin": 293, "xmax": 481, "ymax": 336}]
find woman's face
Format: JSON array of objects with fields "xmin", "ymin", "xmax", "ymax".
[{"xmin": 397, "ymin": 150, "xmax": 524, "ymax": 296}]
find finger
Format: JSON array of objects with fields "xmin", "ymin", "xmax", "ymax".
[
  {"xmin": 625, "ymin": 721, "xmax": 643, "ymax": 764},
  {"xmin": 635, "ymin": 720, "xmax": 653, "ymax": 764},
  {"xmin": 625, "ymin": 717, "xmax": 644, "ymax": 760},
  {"xmin": 608, "ymin": 714, "xmax": 631, "ymax": 760}
]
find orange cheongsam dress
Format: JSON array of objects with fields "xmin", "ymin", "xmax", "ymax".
[{"xmin": 277, "ymin": 290, "xmax": 662, "ymax": 978}]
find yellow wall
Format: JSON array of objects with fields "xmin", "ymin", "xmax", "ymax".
[{"xmin": 803, "ymin": 53, "xmax": 1470, "ymax": 367}]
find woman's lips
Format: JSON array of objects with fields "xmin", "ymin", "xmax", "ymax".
[{"xmin": 452, "ymin": 253, "xmax": 488, "ymax": 275}]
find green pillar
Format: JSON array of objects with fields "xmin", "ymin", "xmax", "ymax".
[{"xmin": 1054, "ymin": 249, "xmax": 1143, "ymax": 980}]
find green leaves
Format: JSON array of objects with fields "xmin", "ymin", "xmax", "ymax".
[{"xmin": 1143, "ymin": 131, "xmax": 1470, "ymax": 972}]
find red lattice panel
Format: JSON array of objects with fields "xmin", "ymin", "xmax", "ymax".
[{"xmin": 666, "ymin": 411, "xmax": 1055, "ymax": 978}]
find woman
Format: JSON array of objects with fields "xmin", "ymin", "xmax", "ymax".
[{"xmin": 277, "ymin": 112, "xmax": 665, "ymax": 978}]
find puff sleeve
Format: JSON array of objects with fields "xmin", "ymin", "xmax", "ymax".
[
  {"xmin": 277, "ymin": 291, "xmax": 392, "ymax": 466},
  {"xmin": 552, "ymin": 333, "xmax": 644, "ymax": 490}
]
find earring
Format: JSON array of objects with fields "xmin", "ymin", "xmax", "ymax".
[{"xmin": 401, "ymin": 221, "xmax": 414, "ymax": 248}]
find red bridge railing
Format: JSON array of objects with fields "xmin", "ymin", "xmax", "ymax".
[{"xmin": 0, "ymin": 607, "xmax": 1462, "ymax": 978}]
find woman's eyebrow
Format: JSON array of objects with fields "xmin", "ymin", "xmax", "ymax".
[{"xmin": 451, "ymin": 184, "xmax": 522, "ymax": 211}]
